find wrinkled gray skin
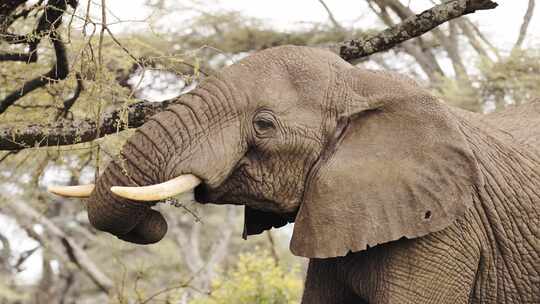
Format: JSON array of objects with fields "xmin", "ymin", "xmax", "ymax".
[{"xmin": 86, "ymin": 46, "xmax": 539, "ymax": 303}]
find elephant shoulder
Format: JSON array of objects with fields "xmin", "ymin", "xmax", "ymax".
[{"xmin": 483, "ymin": 100, "xmax": 540, "ymax": 150}]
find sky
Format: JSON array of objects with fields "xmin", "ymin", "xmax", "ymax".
[{"xmin": 103, "ymin": 0, "xmax": 540, "ymax": 52}]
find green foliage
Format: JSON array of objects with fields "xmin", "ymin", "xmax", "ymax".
[
  {"xmin": 478, "ymin": 49, "xmax": 540, "ymax": 109},
  {"xmin": 432, "ymin": 75, "xmax": 482, "ymax": 112},
  {"xmin": 432, "ymin": 50, "xmax": 540, "ymax": 113},
  {"xmin": 0, "ymin": 279, "xmax": 26, "ymax": 302},
  {"xmin": 190, "ymin": 249, "xmax": 303, "ymax": 304},
  {"xmin": 177, "ymin": 11, "xmax": 370, "ymax": 54}
]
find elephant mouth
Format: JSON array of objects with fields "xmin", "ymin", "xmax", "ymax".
[
  {"xmin": 194, "ymin": 182, "xmax": 300, "ymax": 214},
  {"xmin": 193, "ymin": 182, "xmax": 232, "ymax": 204}
]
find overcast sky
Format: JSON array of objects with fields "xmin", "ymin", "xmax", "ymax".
[{"xmin": 103, "ymin": 0, "xmax": 540, "ymax": 52}]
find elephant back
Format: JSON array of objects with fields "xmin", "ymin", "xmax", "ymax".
[{"xmin": 483, "ymin": 100, "xmax": 540, "ymax": 150}]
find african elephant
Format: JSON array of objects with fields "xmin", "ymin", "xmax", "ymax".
[{"xmin": 50, "ymin": 46, "xmax": 540, "ymax": 304}]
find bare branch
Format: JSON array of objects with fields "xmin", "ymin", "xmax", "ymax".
[
  {"xmin": 0, "ymin": 0, "xmax": 28, "ymax": 30},
  {"xmin": 0, "ymin": 52, "xmax": 35, "ymax": 62},
  {"xmin": 56, "ymin": 73, "xmax": 84, "ymax": 119},
  {"xmin": 13, "ymin": 246, "xmax": 40, "ymax": 272},
  {"xmin": 1, "ymin": 201, "xmax": 113, "ymax": 292},
  {"xmin": 365, "ymin": 0, "xmax": 445, "ymax": 80},
  {"xmin": 0, "ymin": 32, "xmax": 69, "ymax": 114},
  {"xmin": 456, "ymin": 18, "xmax": 491, "ymax": 60},
  {"xmin": 0, "ymin": 99, "xmax": 174, "ymax": 151},
  {"xmin": 338, "ymin": 0, "xmax": 498, "ymax": 62},
  {"xmin": 463, "ymin": 18, "xmax": 501, "ymax": 60},
  {"xmin": 316, "ymin": 0, "xmax": 344, "ymax": 31},
  {"xmin": 513, "ymin": 0, "xmax": 535, "ymax": 51},
  {"xmin": 0, "ymin": 0, "xmax": 78, "ymax": 113},
  {"xmin": 0, "ymin": 233, "xmax": 11, "ymax": 271}
]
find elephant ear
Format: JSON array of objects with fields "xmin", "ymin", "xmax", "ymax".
[{"xmin": 290, "ymin": 79, "xmax": 482, "ymax": 258}]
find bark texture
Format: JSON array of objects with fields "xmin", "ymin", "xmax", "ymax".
[
  {"xmin": 0, "ymin": 99, "xmax": 174, "ymax": 151},
  {"xmin": 339, "ymin": 0, "xmax": 498, "ymax": 62}
]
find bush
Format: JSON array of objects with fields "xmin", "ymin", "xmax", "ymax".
[{"xmin": 190, "ymin": 249, "xmax": 303, "ymax": 304}]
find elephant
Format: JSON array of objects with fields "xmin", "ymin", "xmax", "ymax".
[{"xmin": 50, "ymin": 45, "xmax": 540, "ymax": 304}]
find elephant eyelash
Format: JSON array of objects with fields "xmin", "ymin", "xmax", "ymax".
[
  {"xmin": 252, "ymin": 111, "xmax": 278, "ymax": 138},
  {"xmin": 254, "ymin": 119, "xmax": 275, "ymax": 131}
]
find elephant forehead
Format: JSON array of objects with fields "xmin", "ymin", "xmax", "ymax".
[{"xmin": 224, "ymin": 46, "xmax": 346, "ymax": 86}]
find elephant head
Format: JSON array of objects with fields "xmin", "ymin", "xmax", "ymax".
[{"xmin": 50, "ymin": 46, "xmax": 482, "ymax": 258}]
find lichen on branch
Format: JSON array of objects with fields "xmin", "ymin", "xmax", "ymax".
[{"xmin": 338, "ymin": 0, "xmax": 498, "ymax": 62}]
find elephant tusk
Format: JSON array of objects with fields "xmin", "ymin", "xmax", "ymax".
[
  {"xmin": 110, "ymin": 174, "xmax": 202, "ymax": 202},
  {"xmin": 48, "ymin": 184, "xmax": 95, "ymax": 198}
]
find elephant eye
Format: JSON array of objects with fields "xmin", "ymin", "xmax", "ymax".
[{"xmin": 253, "ymin": 114, "xmax": 277, "ymax": 138}]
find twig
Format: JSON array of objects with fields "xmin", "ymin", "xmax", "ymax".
[
  {"xmin": 0, "ymin": 151, "xmax": 17, "ymax": 163},
  {"xmin": 56, "ymin": 73, "xmax": 84, "ymax": 119},
  {"xmin": 138, "ymin": 274, "xmax": 201, "ymax": 304},
  {"xmin": 13, "ymin": 246, "xmax": 41, "ymax": 272},
  {"xmin": 266, "ymin": 231, "xmax": 280, "ymax": 266}
]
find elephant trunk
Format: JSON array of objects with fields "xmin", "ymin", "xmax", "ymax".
[{"xmin": 87, "ymin": 80, "xmax": 244, "ymax": 244}]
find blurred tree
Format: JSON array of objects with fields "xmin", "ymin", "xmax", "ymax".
[{"xmin": 189, "ymin": 249, "xmax": 303, "ymax": 304}]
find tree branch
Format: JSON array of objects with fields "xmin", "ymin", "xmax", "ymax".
[
  {"xmin": 0, "ymin": 52, "xmax": 35, "ymax": 62},
  {"xmin": 1, "ymin": 201, "xmax": 113, "ymax": 292},
  {"xmin": 0, "ymin": 0, "xmax": 76, "ymax": 113},
  {"xmin": 0, "ymin": 233, "xmax": 11, "ymax": 272},
  {"xmin": 338, "ymin": 0, "xmax": 498, "ymax": 62},
  {"xmin": 0, "ymin": 32, "xmax": 68, "ymax": 114},
  {"xmin": 513, "ymin": 0, "xmax": 535, "ymax": 51},
  {"xmin": 57, "ymin": 72, "xmax": 84, "ymax": 119},
  {"xmin": 463, "ymin": 18, "xmax": 501, "ymax": 60},
  {"xmin": 0, "ymin": 99, "xmax": 174, "ymax": 151},
  {"xmin": 456, "ymin": 18, "xmax": 491, "ymax": 60},
  {"xmin": 365, "ymin": 0, "xmax": 445, "ymax": 80},
  {"xmin": 317, "ymin": 0, "xmax": 344, "ymax": 31}
]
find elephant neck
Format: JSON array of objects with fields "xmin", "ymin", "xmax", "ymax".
[
  {"xmin": 459, "ymin": 115, "xmax": 540, "ymax": 300},
  {"xmin": 461, "ymin": 114, "xmax": 540, "ymax": 222}
]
